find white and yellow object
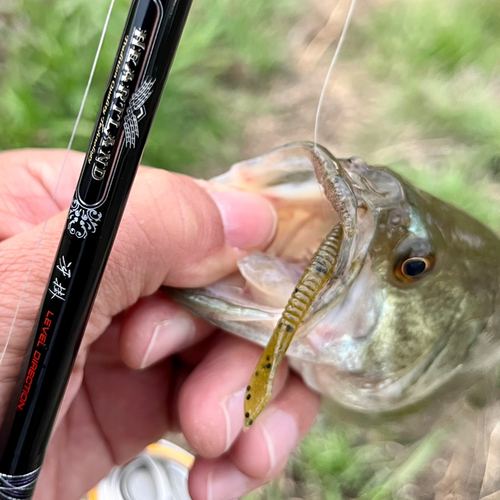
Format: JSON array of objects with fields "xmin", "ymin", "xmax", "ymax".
[{"xmin": 82, "ymin": 440, "xmax": 194, "ymax": 500}]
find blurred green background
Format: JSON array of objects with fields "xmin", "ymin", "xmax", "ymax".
[
  {"xmin": 1, "ymin": 0, "xmax": 499, "ymax": 227},
  {"xmin": 0, "ymin": 0, "xmax": 297, "ymax": 174},
  {"xmin": 1, "ymin": 0, "xmax": 500, "ymax": 498}
]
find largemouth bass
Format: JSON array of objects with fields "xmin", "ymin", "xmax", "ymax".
[{"xmin": 171, "ymin": 142, "xmax": 500, "ymax": 422}]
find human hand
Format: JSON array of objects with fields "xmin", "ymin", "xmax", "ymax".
[{"xmin": 0, "ymin": 149, "xmax": 321, "ymax": 500}]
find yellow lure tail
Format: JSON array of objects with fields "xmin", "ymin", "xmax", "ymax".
[{"xmin": 244, "ymin": 224, "xmax": 344, "ymax": 427}]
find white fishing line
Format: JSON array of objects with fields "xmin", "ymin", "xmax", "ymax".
[
  {"xmin": 0, "ymin": 0, "xmax": 116, "ymax": 368},
  {"xmin": 313, "ymin": 0, "xmax": 357, "ymax": 149}
]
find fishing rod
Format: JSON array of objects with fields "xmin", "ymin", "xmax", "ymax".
[{"xmin": 0, "ymin": 0, "xmax": 193, "ymax": 496}]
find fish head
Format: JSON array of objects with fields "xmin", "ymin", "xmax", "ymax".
[{"xmin": 170, "ymin": 142, "xmax": 500, "ymax": 415}]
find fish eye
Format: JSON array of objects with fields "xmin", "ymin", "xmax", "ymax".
[{"xmin": 396, "ymin": 256, "xmax": 433, "ymax": 282}]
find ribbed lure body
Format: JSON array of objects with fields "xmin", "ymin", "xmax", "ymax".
[{"xmin": 244, "ymin": 224, "xmax": 344, "ymax": 426}]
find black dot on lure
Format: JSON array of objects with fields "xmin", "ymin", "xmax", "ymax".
[
  {"xmin": 255, "ymin": 371, "xmax": 259, "ymax": 376},
  {"xmin": 245, "ymin": 412, "xmax": 250, "ymax": 418},
  {"xmin": 266, "ymin": 363, "xmax": 271, "ymax": 369},
  {"xmin": 286, "ymin": 325, "xmax": 293, "ymax": 333},
  {"xmin": 266, "ymin": 356, "xmax": 270, "ymax": 361},
  {"xmin": 246, "ymin": 394, "xmax": 251, "ymax": 400},
  {"xmin": 246, "ymin": 385, "xmax": 251, "ymax": 391},
  {"xmin": 247, "ymin": 419, "xmax": 253, "ymax": 426}
]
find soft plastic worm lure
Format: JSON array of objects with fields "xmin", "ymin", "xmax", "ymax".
[{"xmin": 244, "ymin": 223, "xmax": 344, "ymax": 427}]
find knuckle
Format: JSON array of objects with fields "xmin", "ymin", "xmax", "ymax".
[{"xmin": 109, "ymin": 169, "xmax": 226, "ymax": 294}]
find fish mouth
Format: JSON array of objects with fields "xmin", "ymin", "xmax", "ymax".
[
  {"xmin": 281, "ymin": 144, "xmax": 377, "ymax": 354},
  {"xmin": 171, "ymin": 142, "xmax": 377, "ymax": 357},
  {"xmin": 236, "ymin": 142, "xmax": 375, "ymax": 326}
]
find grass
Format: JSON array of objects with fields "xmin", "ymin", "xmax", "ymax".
[
  {"xmin": 245, "ymin": 421, "xmax": 446, "ymax": 500},
  {"xmin": 348, "ymin": 0, "xmax": 500, "ymax": 231},
  {"xmin": 0, "ymin": 0, "xmax": 298, "ymax": 174}
]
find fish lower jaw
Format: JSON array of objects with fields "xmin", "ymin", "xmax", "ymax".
[{"xmin": 288, "ymin": 352, "xmax": 464, "ymax": 415}]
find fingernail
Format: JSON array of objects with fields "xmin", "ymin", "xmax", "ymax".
[
  {"xmin": 207, "ymin": 463, "xmax": 252, "ymax": 500},
  {"xmin": 210, "ymin": 191, "xmax": 277, "ymax": 250},
  {"xmin": 220, "ymin": 388, "xmax": 245, "ymax": 452},
  {"xmin": 141, "ymin": 313, "xmax": 196, "ymax": 368},
  {"xmin": 260, "ymin": 409, "xmax": 298, "ymax": 474}
]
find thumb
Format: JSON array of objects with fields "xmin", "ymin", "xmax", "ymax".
[{"xmin": 103, "ymin": 165, "xmax": 277, "ymax": 294}]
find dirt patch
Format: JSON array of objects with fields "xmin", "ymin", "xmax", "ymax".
[{"xmin": 240, "ymin": 0, "xmax": 386, "ymax": 161}]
